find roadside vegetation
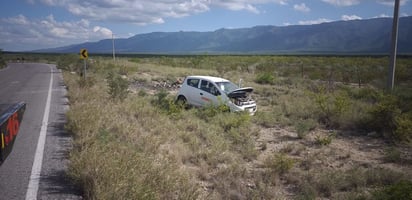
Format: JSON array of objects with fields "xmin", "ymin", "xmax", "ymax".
[
  {"xmin": 22, "ymin": 54, "xmax": 412, "ymax": 199},
  {"xmin": 0, "ymin": 50, "xmax": 6, "ymax": 68}
]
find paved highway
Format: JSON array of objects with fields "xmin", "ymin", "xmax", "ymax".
[{"xmin": 0, "ymin": 63, "xmax": 82, "ymax": 200}]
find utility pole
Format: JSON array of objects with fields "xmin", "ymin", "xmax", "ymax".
[
  {"xmin": 387, "ymin": 0, "xmax": 400, "ymax": 92},
  {"xmin": 112, "ymin": 33, "xmax": 116, "ymax": 62}
]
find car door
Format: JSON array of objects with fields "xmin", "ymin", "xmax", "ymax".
[
  {"xmin": 185, "ymin": 78, "xmax": 202, "ymax": 106},
  {"xmin": 199, "ymin": 80, "xmax": 220, "ymax": 106}
]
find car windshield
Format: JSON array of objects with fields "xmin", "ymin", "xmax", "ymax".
[{"xmin": 216, "ymin": 81, "xmax": 239, "ymax": 93}]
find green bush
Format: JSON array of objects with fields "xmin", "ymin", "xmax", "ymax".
[
  {"xmin": 372, "ymin": 180, "xmax": 412, "ymax": 200},
  {"xmin": 315, "ymin": 132, "xmax": 335, "ymax": 146},
  {"xmin": 218, "ymin": 112, "xmax": 251, "ymax": 132},
  {"xmin": 195, "ymin": 101, "xmax": 230, "ymax": 119},
  {"xmin": 255, "ymin": 73, "xmax": 276, "ymax": 85},
  {"xmin": 313, "ymin": 88, "xmax": 351, "ymax": 128},
  {"xmin": 394, "ymin": 112, "xmax": 412, "ymax": 142},
  {"xmin": 0, "ymin": 49, "xmax": 6, "ymax": 68},
  {"xmin": 297, "ymin": 181, "xmax": 317, "ymax": 200},
  {"xmin": 265, "ymin": 153, "xmax": 295, "ymax": 175},
  {"xmin": 295, "ymin": 119, "xmax": 317, "ymax": 139},
  {"xmin": 57, "ymin": 54, "xmax": 82, "ymax": 72},
  {"xmin": 367, "ymin": 95, "xmax": 400, "ymax": 133},
  {"xmin": 77, "ymin": 76, "xmax": 96, "ymax": 88},
  {"xmin": 107, "ymin": 71, "xmax": 129, "ymax": 101},
  {"xmin": 152, "ymin": 90, "xmax": 182, "ymax": 116},
  {"xmin": 383, "ymin": 147, "xmax": 402, "ymax": 163},
  {"xmin": 350, "ymin": 87, "xmax": 382, "ymax": 102}
]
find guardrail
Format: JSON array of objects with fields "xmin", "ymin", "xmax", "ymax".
[{"xmin": 0, "ymin": 102, "xmax": 26, "ymax": 164}]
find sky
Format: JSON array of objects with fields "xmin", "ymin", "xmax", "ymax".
[{"xmin": 0, "ymin": 0, "xmax": 411, "ymax": 51}]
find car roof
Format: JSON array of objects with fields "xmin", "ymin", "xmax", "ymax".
[{"xmin": 186, "ymin": 76, "xmax": 230, "ymax": 83}]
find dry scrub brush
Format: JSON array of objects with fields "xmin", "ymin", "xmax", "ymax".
[{"xmin": 61, "ymin": 55, "xmax": 412, "ymax": 199}]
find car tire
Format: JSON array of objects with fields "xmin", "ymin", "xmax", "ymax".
[{"xmin": 176, "ymin": 96, "xmax": 188, "ymax": 108}]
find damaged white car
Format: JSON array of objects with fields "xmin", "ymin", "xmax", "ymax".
[{"xmin": 176, "ymin": 76, "xmax": 257, "ymax": 115}]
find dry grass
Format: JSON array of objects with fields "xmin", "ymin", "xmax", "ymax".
[{"xmin": 62, "ymin": 56, "xmax": 412, "ymax": 199}]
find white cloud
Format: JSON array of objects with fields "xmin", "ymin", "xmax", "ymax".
[
  {"xmin": 321, "ymin": 0, "xmax": 360, "ymax": 6},
  {"xmin": 278, "ymin": 0, "xmax": 288, "ymax": 5},
  {"xmin": 293, "ymin": 3, "xmax": 310, "ymax": 12},
  {"xmin": 0, "ymin": 14, "xmax": 112, "ymax": 51},
  {"xmin": 93, "ymin": 26, "xmax": 113, "ymax": 38},
  {"xmin": 377, "ymin": 0, "xmax": 408, "ymax": 6},
  {"xmin": 212, "ymin": 0, "xmax": 289, "ymax": 13},
  {"xmin": 1, "ymin": 0, "xmax": 292, "ymax": 51},
  {"xmin": 213, "ymin": 1, "xmax": 260, "ymax": 14},
  {"xmin": 401, "ymin": 13, "xmax": 410, "ymax": 17},
  {"xmin": 373, "ymin": 13, "xmax": 391, "ymax": 18},
  {"xmin": 35, "ymin": 0, "xmax": 289, "ymax": 25},
  {"xmin": 5, "ymin": 14, "xmax": 30, "ymax": 25},
  {"xmin": 341, "ymin": 14, "xmax": 362, "ymax": 20},
  {"xmin": 298, "ymin": 18, "xmax": 331, "ymax": 25}
]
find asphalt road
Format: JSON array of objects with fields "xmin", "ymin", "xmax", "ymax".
[{"xmin": 0, "ymin": 63, "xmax": 82, "ymax": 200}]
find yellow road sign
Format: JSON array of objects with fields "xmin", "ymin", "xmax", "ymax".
[{"xmin": 80, "ymin": 48, "xmax": 88, "ymax": 59}]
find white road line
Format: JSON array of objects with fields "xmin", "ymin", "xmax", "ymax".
[{"xmin": 25, "ymin": 65, "xmax": 53, "ymax": 200}]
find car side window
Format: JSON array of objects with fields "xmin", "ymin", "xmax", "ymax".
[
  {"xmin": 200, "ymin": 80, "xmax": 210, "ymax": 93},
  {"xmin": 200, "ymin": 80, "xmax": 220, "ymax": 96},
  {"xmin": 210, "ymin": 85, "xmax": 221, "ymax": 96},
  {"xmin": 187, "ymin": 78, "xmax": 199, "ymax": 88}
]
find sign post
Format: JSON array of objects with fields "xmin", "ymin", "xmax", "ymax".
[
  {"xmin": 80, "ymin": 48, "xmax": 88, "ymax": 78},
  {"xmin": 387, "ymin": 0, "xmax": 400, "ymax": 92}
]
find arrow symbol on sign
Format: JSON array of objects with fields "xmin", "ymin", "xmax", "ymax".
[
  {"xmin": 80, "ymin": 48, "xmax": 88, "ymax": 59},
  {"xmin": 81, "ymin": 49, "xmax": 88, "ymax": 58}
]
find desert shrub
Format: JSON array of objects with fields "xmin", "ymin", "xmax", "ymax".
[
  {"xmin": 69, "ymin": 142, "xmax": 199, "ymax": 200},
  {"xmin": 364, "ymin": 94, "xmax": 412, "ymax": 142},
  {"xmin": 208, "ymin": 112, "xmax": 256, "ymax": 160},
  {"xmin": 77, "ymin": 76, "xmax": 96, "ymax": 88},
  {"xmin": 265, "ymin": 153, "xmax": 295, "ymax": 175},
  {"xmin": 57, "ymin": 54, "xmax": 82, "ymax": 71},
  {"xmin": 217, "ymin": 112, "xmax": 251, "ymax": 132},
  {"xmin": 137, "ymin": 89, "xmax": 147, "ymax": 97},
  {"xmin": 356, "ymin": 91, "xmax": 411, "ymax": 142},
  {"xmin": 364, "ymin": 167, "xmax": 403, "ymax": 186},
  {"xmin": 394, "ymin": 112, "xmax": 412, "ymax": 142},
  {"xmin": 107, "ymin": 71, "xmax": 129, "ymax": 101},
  {"xmin": 313, "ymin": 88, "xmax": 351, "ymax": 128},
  {"xmin": 318, "ymin": 167, "xmax": 387, "ymax": 198},
  {"xmin": 349, "ymin": 87, "xmax": 382, "ymax": 102},
  {"xmin": 151, "ymin": 90, "xmax": 182, "ymax": 116},
  {"xmin": 255, "ymin": 73, "xmax": 276, "ymax": 85},
  {"xmin": 296, "ymin": 181, "xmax": 318, "ymax": 200},
  {"xmin": 195, "ymin": 102, "xmax": 230, "ymax": 119},
  {"xmin": 372, "ymin": 180, "xmax": 412, "ymax": 200},
  {"xmin": 295, "ymin": 119, "xmax": 317, "ymax": 139},
  {"xmin": 367, "ymin": 95, "xmax": 400, "ymax": 133},
  {"xmin": 298, "ymin": 167, "xmax": 407, "ymax": 199},
  {"xmin": 315, "ymin": 132, "xmax": 335, "ymax": 146},
  {"xmin": 383, "ymin": 147, "xmax": 402, "ymax": 163},
  {"xmin": 0, "ymin": 49, "xmax": 6, "ymax": 68},
  {"xmin": 314, "ymin": 171, "xmax": 346, "ymax": 197},
  {"xmin": 118, "ymin": 65, "xmax": 129, "ymax": 76},
  {"xmin": 253, "ymin": 109, "xmax": 290, "ymax": 128}
]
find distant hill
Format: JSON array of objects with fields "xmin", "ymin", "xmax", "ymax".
[{"xmin": 36, "ymin": 16, "xmax": 412, "ymax": 54}]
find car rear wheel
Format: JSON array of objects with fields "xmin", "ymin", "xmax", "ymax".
[{"xmin": 176, "ymin": 96, "xmax": 188, "ymax": 108}]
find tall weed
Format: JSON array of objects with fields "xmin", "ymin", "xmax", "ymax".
[{"xmin": 107, "ymin": 71, "xmax": 129, "ymax": 101}]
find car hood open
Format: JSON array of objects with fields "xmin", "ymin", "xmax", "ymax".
[{"xmin": 227, "ymin": 87, "xmax": 254, "ymax": 98}]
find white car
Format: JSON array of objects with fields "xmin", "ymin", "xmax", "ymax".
[{"xmin": 176, "ymin": 76, "xmax": 257, "ymax": 115}]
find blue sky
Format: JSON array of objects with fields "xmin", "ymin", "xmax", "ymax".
[{"xmin": 0, "ymin": 0, "xmax": 411, "ymax": 51}]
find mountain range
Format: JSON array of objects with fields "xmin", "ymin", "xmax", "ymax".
[{"xmin": 38, "ymin": 16, "xmax": 412, "ymax": 54}]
